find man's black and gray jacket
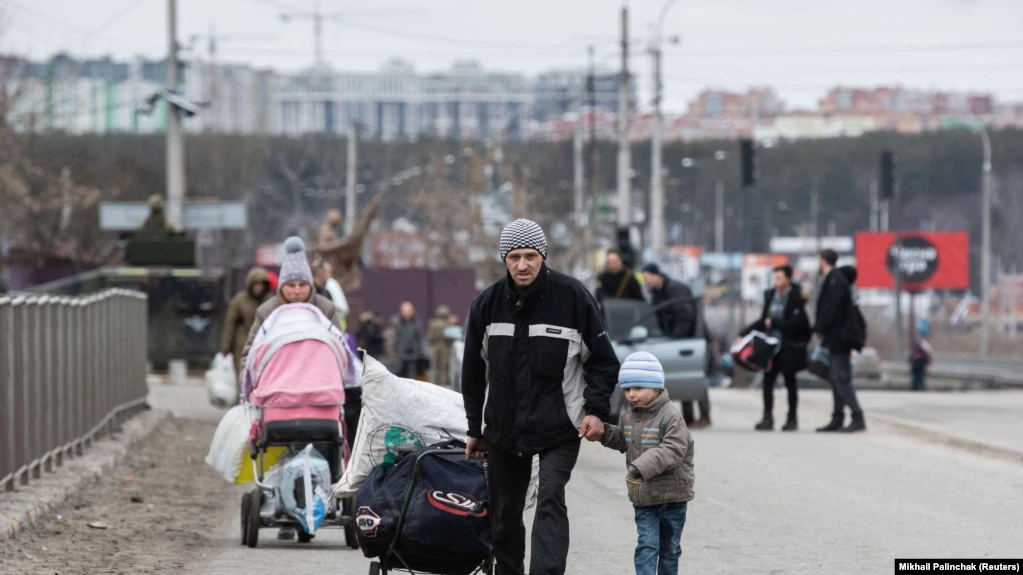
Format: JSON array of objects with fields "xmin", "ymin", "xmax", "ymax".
[{"xmin": 461, "ymin": 265, "xmax": 621, "ymax": 456}]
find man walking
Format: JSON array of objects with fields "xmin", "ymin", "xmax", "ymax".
[
  {"xmin": 740, "ymin": 265, "xmax": 811, "ymax": 431},
  {"xmin": 462, "ymin": 218, "xmax": 620, "ymax": 575},
  {"xmin": 814, "ymin": 249, "xmax": 867, "ymax": 433}
]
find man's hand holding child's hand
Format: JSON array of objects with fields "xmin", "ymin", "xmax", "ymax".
[{"xmin": 579, "ymin": 415, "xmax": 605, "ymax": 441}]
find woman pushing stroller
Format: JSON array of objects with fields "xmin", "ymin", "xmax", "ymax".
[{"xmin": 240, "ymin": 236, "xmax": 347, "ymax": 541}]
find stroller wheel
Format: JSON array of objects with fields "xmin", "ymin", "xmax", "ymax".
[
  {"xmin": 245, "ymin": 489, "xmax": 261, "ymax": 548},
  {"xmin": 297, "ymin": 529, "xmax": 314, "ymax": 544},
  {"xmin": 342, "ymin": 498, "xmax": 359, "ymax": 550},
  {"xmin": 240, "ymin": 493, "xmax": 251, "ymax": 546},
  {"xmin": 482, "ymin": 557, "xmax": 494, "ymax": 575},
  {"xmin": 368, "ymin": 561, "xmax": 382, "ymax": 575}
]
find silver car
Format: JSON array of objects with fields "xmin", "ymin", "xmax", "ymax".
[
  {"xmin": 443, "ymin": 299, "xmax": 709, "ymax": 420},
  {"xmin": 602, "ymin": 298, "xmax": 709, "ymax": 420}
]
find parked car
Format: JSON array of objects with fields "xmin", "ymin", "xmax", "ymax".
[
  {"xmin": 851, "ymin": 346, "xmax": 882, "ymax": 379},
  {"xmin": 441, "ymin": 298, "xmax": 709, "ymax": 422},
  {"xmin": 601, "ymin": 298, "xmax": 709, "ymax": 421}
]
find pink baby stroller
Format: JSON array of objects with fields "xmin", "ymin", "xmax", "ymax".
[{"xmin": 240, "ymin": 302, "xmax": 359, "ymax": 549}]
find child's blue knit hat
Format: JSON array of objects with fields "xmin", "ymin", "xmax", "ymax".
[{"xmin": 619, "ymin": 351, "xmax": 665, "ymax": 389}]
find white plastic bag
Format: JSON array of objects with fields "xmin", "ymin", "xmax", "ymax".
[
  {"xmin": 206, "ymin": 352, "xmax": 238, "ymax": 408},
  {"xmin": 205, "ymin": 404, "xmax": 249, "ymax": 483},
  {"xmin": 333, "ymin": 354, "xmax": 540, "ymax": 509},
  {"xmin": 276, "ymin": 444, "xmax": 331, "ymax": 534}
]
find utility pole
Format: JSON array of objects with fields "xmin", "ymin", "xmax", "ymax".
[
  {"xmin": 279, "ymin": 0, "xmax": 342, "ymax": 68},
  {"xmin": 345, "ymin": 122, "xmax": 358, "ymax": 235},
  {"xmin": 616, "ymin": 6, "xmax": 631, "ymax": 227},
  {"xmin": 208, "ymin": 23, "xmax": 218, "ymax": 132},
  {"xmin": 166, "ymin": 0, "xmax": 185, "ymax": 231},
  {"xmin": 573, "ymin": 122, "xmax": 584, "ymax": 229},
  {"xmin": 810, "ymin": 175, "xmax": 820, "ymax": 252},
  {"xmin": 980, "ymin": 128, "xmax": 993, "ymax": 355},
  {"xmin": 714, "ymin": 180, "xmax": 724, "ymax": 253},
  {"xmin": 869, "ymin": 180, "xmax": 879, "ymax": 232},
  {"xmin": 586, "ymin": 45, "xmax": 599, "ymax": 274}
]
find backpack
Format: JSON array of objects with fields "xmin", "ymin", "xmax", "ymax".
[{"xmin": 844, "ymin": 297, "xmax": 867, "ymax": 353}]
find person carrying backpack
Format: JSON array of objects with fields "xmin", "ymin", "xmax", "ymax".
[{"xmin": 812, "ymin": 249, "xmax": 867, "ymax": 433}]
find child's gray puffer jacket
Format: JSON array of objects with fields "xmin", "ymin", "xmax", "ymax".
[{"xmin": 601, "ymin": 390, "xmax": 694, "ymax": 507}]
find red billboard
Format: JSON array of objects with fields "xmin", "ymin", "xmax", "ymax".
[{"xmin": 854, "ymin": 232, "xmax": 970, "ymax": 290}]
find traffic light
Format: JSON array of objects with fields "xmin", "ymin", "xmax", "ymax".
[
  {"xmin": 740, "ymin": 139, "xmax": 756, "ymax": 187},
  {"xmin": 880, "ymin": 150, "xmax": 896, "ymax": 200},
  {"xmin": 616, "ymin": 225, "xmax": 636, "ymax": 269}
]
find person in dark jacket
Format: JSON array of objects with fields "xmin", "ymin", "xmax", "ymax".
[
  {"xmin": 357, "ymin": 310, "xmax": 386, "ymax": 358},
  {"xmin": 640, "ymin": 263, "xmax": 696, "ymax": 339},
  {"xmin": 220, "ymin": 267, "xmax": 272, "ymax": 379},
  {"xmin": 392, "ymin": 301, "xmax": 423, "ymax": 378},
  {"xmin": 312, "ymin": 260, "xmax": 333, "ymax": 302},
  {"xmin": 813, "ymin": 249, "xmax": 867, "ymax": 433},
  {"xmin": 0, "ymin": 261, "xmax": 8, "ymax": 294},
  {"xmin": 641, "ymin": 263, "xmax": 712, "ymax": 428},
  {"xmin": 462, "ymin": 218, "xmax": 620, "ymax": 575},
  {"xmin": 740, "ymin": 265, "xmax": 812, "ymax": 431},
  {"xmin": 596, "ymin": 249, "xmax": 645, "ymax": 304}
]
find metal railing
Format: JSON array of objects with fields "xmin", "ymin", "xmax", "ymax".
[{"xmin": 0, "ymin": 289, "xmax": 149, "ymax": 491}]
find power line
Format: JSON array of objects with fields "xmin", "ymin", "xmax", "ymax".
[
  {"xmin": 335, "ymin": 19, "xmax": 612, "ymax": 50},
  {"xmin": 83, "ymin": 0, "xmax": 146, "ymax": 45},
  {"xmin": 672, "ymin": 41, "xmax": 1023, "ymax": 58}
]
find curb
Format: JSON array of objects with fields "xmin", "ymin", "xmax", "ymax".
[
  {"xmin": 0, "ymin": 409, "xmax": 171, "ymax": 541},
  {"xmin": 795, "ymin": 395, "xmax": 1023, "ymax": 466}
]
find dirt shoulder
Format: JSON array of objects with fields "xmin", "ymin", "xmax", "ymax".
[{"xmin": 0, "ymin": 416, "xmax": 236, "ymax": 575}]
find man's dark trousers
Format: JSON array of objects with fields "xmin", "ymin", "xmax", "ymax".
[
  {"xmin": 828, "ymin": 352, "xmax": 863, "ymax": 417},
  {"xmin": 487, "ymin": 439, "xmax": 581, "ymax": 575},
  {"xmin": 762, "ymin": 364, "xmax": 798, "ymax": 417}
]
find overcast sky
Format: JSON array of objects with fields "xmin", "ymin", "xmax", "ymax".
[{"xmin": 4, "ymin": 0, "xmax": 1022, "ymax": 112}]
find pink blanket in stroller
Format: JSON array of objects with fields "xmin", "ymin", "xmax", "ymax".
[{"xmin": 243, "ymin": 303, "xmax": 348, "ymax": 409}]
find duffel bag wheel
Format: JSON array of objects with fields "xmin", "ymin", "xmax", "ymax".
[
  {"xmin": 343, "ymin": 498, "xmax": 359, "ymax": 549},
  {"xmin": 297, "ymin": 529, "xmax": 313, "ymax": 544},
  {"xmin": 368, "ymin": 561, "xmax": 381, "ymax": 575},
  {"xmin": 240, "ymin": 493, "xmax": 251, "ymax": 546},
  {"xmin": 246, "ymin": 489, "xmax": 261, "ymax": 548}
]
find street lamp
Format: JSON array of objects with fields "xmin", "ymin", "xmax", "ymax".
[{"xmin": 649, "ymin": 0, "xmax": 678, "ymax": 264}]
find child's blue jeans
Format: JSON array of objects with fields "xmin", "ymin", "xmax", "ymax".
[{"xmin": 634, "ymin": 501, "xmax": 688, "ymax": 575}]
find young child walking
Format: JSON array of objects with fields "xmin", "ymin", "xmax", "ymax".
[{"xmin": 596, "ymin": 351, "xmax": 695, "ymax": 575}]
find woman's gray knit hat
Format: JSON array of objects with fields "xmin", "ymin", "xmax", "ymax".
[
  {"xmin": 499, "ymin": 218, "xmax": 547, "ymax": 261},
  {"xmin": 278, "ymin": 236, "xmax": 313, "ymax": 286}
]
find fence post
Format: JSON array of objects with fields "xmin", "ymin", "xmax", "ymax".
[
  {"xmin": 42, "ymin": 296, "xmax": 54, "ymax": 473},
  {"xmin": 0, "ymin": 298, "xmax": 14, "ymax": 491},
  {"xmin": 73, "ymin": 298, "xmax": 85, "ymax": 457}
]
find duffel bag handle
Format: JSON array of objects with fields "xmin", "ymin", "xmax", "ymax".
[{"xmin": 428, "ymin": 438, "xmax": 467, "ymax": 450}]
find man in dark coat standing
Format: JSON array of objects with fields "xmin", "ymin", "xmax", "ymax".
[
  {"xmin": 814, "ymin": 249, "xmax": 867, "ymax": 433},
  {"xmin": 640, "ymin": 262, "xmax": 712, "ymax": 428},
  {"xmin": 640, "ymin": 262, "xmax": 697, "ymax": 340},
  {"xmin": 740, "ymin": 265, "xmax": 811, "ymax": 431},
  {"xmin": 595, "ymin": 249, "xmax": 645, "ymax": 304}
]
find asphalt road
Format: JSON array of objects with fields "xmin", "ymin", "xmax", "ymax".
[{"xmin": 141, "ymin": 382, "xmax": 1023, "ymax": 575}]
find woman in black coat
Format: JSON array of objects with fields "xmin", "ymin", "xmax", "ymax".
[{"xmin": 739, "ymin": 265, "xmax": 812, "ymax": 431}]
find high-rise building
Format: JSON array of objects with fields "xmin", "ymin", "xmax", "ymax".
[{"xmin": 531, "ymin": 69, "xmax": 635, "ymax": 123}]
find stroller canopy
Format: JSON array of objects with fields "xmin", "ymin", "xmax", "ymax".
[{"xmin": 243, "ymin": 303, "xmax": 348, "ymax": 408}]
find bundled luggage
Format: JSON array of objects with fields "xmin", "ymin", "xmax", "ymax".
[
  {"xmin": 730, "ymin": 331, "xmax": 781, "ymax": 373},
  {"xmin": 354, "ymin": 441, "xmax": 492, "ymax": 575}
]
